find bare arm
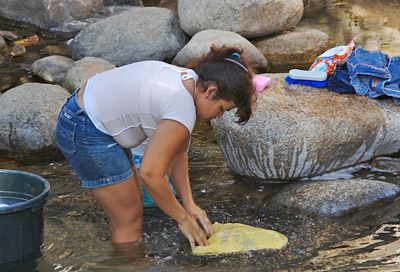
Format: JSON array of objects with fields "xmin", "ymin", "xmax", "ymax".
[
  {"xmin": 168, "ymin": 145, "xmax": 214, "ymax": 236},
  {"xmin": 139, "ymin": 119, "xmax": 208, "ymax": 249}
]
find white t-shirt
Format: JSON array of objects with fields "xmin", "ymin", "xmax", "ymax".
[{"xmin": 83, "ymin": 61, "xmax": 197, "ymax": 149}]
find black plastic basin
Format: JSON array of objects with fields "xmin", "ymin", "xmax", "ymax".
[{"xmin": 0, "ymin": 169, "xmax": 50, "ymax": 263}]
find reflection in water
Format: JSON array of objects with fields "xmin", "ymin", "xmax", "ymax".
[
  {"xmin": 304, "ymin": 223, "xmax": 400, "ymax": 271},
  {"xmin": 300, "ymin": 0, "xmax": 400, "ymax": 56}
]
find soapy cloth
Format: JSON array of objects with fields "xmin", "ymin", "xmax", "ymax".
[
  {"xmin": 192, "ymin": 222, "xmax": 288, "ymax": 256},
  {"xmin": 327, "ymin": 47, "xmax": 400, "ymax": 104}
]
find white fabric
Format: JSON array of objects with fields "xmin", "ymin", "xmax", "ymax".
[
  {"xmin": 83, "ymin": 77, "xmax": 108, "ymax": 134},
  {"xmin": 84, "ymin": 61, "xmax": 197, "ymax": 149}
]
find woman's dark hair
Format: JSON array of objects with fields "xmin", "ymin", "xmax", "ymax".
[{"xmin": 187, "ymin": 45, "xmax": 255, "ymax": 124}]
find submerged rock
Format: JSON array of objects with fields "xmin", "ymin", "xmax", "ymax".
[
  {"xmin": 41, "ymin": 45, "xmax": 67, "ymax": 56},
  {"xmin": 371, "ymin": 157, "xmax": 400, "ymax": 172},
  {"xmin": 0, "ymin": 83, "xmax": 70, "ymax": 160},
  {"xmin": 267, "ymin": 179, "xmax": 400, "ymax": 217},
  {"xmin": 212, "ymin": 73, "xmax": 400, "ymax": 181},
  {"xmin": 31, "ymin": 55, "xmax": 75, "ymax": 85}
]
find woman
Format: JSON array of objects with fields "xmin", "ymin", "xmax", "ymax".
[{"xmin": 55, "ymin": 46, "xmax": 255, "ymax": 250}]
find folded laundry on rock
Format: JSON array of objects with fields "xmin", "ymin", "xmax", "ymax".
[
  {"xmin": 192, "ymin": 222, "xmax": 288, "ymax": 256},
  {"xmin": 327, "ymin": 47, "xmax": 400, "ymax": 104}
]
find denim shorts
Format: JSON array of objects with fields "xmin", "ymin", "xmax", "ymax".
[{"xmin": 56, "ymin": 91, "xmax": 134, "ymax": 188}]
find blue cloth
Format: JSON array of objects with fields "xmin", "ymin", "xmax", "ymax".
[
  {"xmin": 327, "ymin": 47, "xmax": 400, "ymax": 104},
  {"xmin": 326, "ymin": 65, "xmax": 355, "ymax": 94}
]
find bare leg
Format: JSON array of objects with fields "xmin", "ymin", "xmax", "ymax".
[{"xmin": 90, "ymin": 166, "xmax": 144, "ymax": 244}]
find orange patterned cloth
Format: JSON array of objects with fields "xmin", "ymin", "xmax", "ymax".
[{"xmin": 309, "ymin": 38, "xmax": 356, "ymax": 76}]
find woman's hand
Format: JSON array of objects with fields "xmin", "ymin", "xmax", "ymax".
[
  {"xmin": 178, "ymin": 215, "xmax": 208, "ymax": 250},
  {"xmin": 184, "ymin": 201, "xmax": 215, "ymax": 236}
]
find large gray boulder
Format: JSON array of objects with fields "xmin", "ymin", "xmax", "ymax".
[
  {"xmin": 268, "ymin": 179, "xmax": 400, "ymax": 217},
  {"xmin": 173, "ymin": 29, "xmax": 269, "ymax": 71},
  {"xmin": 0, "ymin": 83, "xmax": 70, "ymax": 160},
  {"xmin": 0, "ymin": 0, "xmax": 104, "ymax": 32},
  {"xmin": 69, "ymin": 7, "xmax": 188, "ymax": 66},
  {"xmin": 178, "ymin": 0, "xmax": 304, "ymax": 38},
  {"xmin": 211, "ymin": 73, "xmax": 400, "ymax": 181}
]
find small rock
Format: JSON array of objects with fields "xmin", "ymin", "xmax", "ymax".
[
  {"xmin": 268, "ymin": 179, "xmax": 400, "ymax": 217},
  {"xmin": 371, "ymin": 157, "xmax": 400, "ymax": 172},
  {"xmin": 31, "ymin": 55, "xmax": 75, "ymax": 85},
  {"xmin": 41, "ymin": 45, "xmax": 66, "ymax": 56},
  {"xmin": 62, "ymin": 57, "xmax": 116, "ymax": 92}
]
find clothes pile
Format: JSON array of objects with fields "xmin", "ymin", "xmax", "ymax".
[{"xmin": 327, "ymin": 47, "xmax": 400, "ymax": 104}]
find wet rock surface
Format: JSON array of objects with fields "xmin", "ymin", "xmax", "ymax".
[
  {"xmin": 371, "ymin": 156, "xmax": 400, "ymax": 172},
  {"xmin": 31, "ymin": 55, "xmax": 75, "ymax": 85},
  {"xmin": 268, "ymin": 179, "xmax": 400, "ymax": 217},
  {"xmin": 212, "ymin": 73, "xmax": 400, "ymax": 181}
]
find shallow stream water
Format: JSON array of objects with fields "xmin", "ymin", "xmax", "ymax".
[{"xmin": 1, "ymin": 0, "xmax": 400, "ymax": 271}]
